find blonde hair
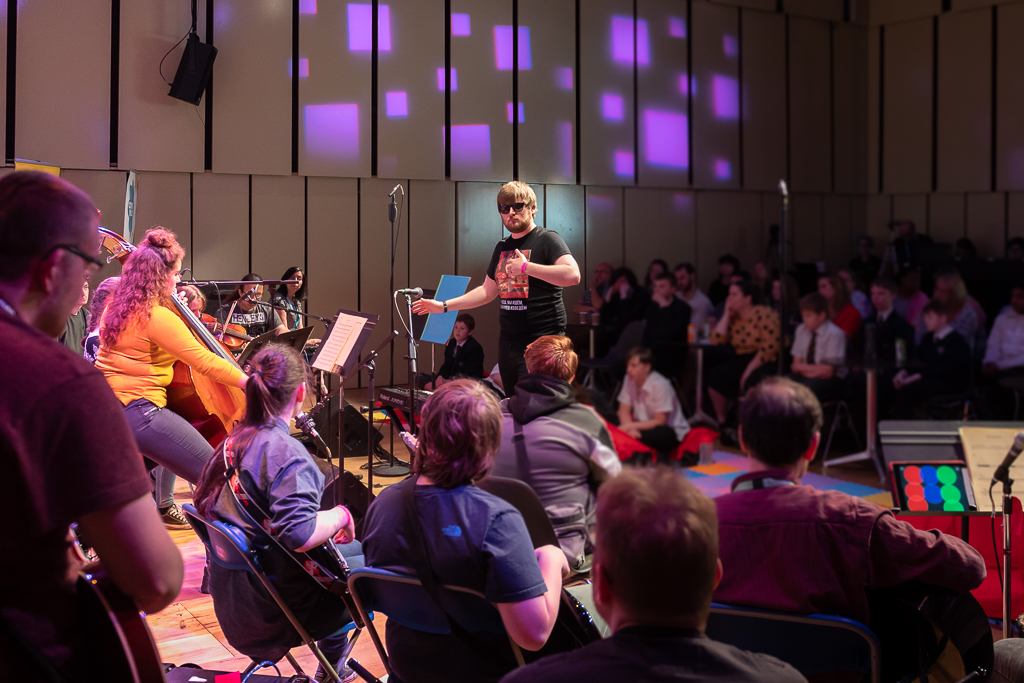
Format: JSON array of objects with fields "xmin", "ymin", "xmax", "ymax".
[{"xmin": 497, "ymin": 181, "xmax": 537, "ymax": 210}]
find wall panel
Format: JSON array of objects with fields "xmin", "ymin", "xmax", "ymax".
[
  {"xmin": 409, "ymin": 180, "xmax": 456, "ymax": 292},
  {"xmin": 519, "ymin": 0, "xmax": 576, "ymax": 184},
  {"xmin": 882, "ymin": 19, "xmax": 933, "ymax": 193},
  {"xmin": 586, "ymin": 186, "xmax": 625, "ymax": 277},
  {"xmin": 834, "ymin": 25, "xmax": 869, "ymax": 194},
  {"xmin": 892, "ymin": 194, "xmax": 929, "ymax": 235},
  {"xmin": 966, "ymin": 193, "xmax": 1006, "ymax": 258},
  {"xmin": 623, "ymin": 188, "xmax": 695, "ymax": 276},
  {"xmin": 790, "ymin": 193, "xmax": 824, "ymax": 262},
  {"xmin": 936, "ymin": 8, "xmax": 991, "ymax": 192},
  {"xmin": 580, "ymin": 0, "xmax": 635, "ymax": 186},
  {"xmin": 17, "ymin": 0, "xmax": 109, "ymax": 169},
  {"xmin": 251, "ymin": 175, "xmax": 305, "ymax": 289},
  {"xmin": 823, "ymin": 194, "xmax": 853, "ymax": 272},
  {"xmin": 788, "ymin": 18, "xmax": 832, "ymax": 192},
  {"xmin": 741, "ymin": 11, "xmax": 786, "ymax": 191},
  {"xmin": 298, "ymin": 0, "xmax": 374, "ymax": 177},
  {"xmin": 377, "ymin": 0, "xmax": 445, "ymax": 180},
  {"xmin": 996, "ymin": 3, "xmax": 1024, "ymax": 190},
  {"xmin": 64, "ymin": 169, "xmax": 129, "ymax": 285},
  {"xmin": 692, "ymin": 2, "xmax": 740, "ymax": 189},
  {"xmin": 191, "ymin": 173, "xmax": 249, "ymax": 280},
  {"xmin": 545, "ymin": 185, "xmax": 586, "ymax": 308},
  {"xmin": 306, "ymin": 177, "xmax": 359, "ymax": 384},
  {"xmin": 449, "ymin": 0, "xmax": 512, "ymax": 181},
  {"xmin": 133, "ymin": 171, "xmax": 192, "ymax": 270},
  {"xmin": 1009, "ymin": 193, "xmax": 1024, "ymax": 241},
  {"xmin": 214, "ymin": 0, "xmax": 292, "ymax": 175},
  {"xmin": 928, "ymin": 193, "xmax": 967, "ymax": 244},
  {"xmin": 695, "ymin": 191, "xmax": 762, "ymax": 290},
  {"xmin": 456, "ymin": 182, "xmax": 505, "ymax": 368},
  {"xmin": 864, "ymin": 194, "xmax": 892, "ymax": 251},
  {"xmin": 119, "ymin": 2, "xmax": 206, "ymax": 172},
  {"xmin": 783, "ymin": 0, "xmax": 844, "ymax": 21},
  {"xmin": 870, "ymin": 0, "xmax": 942, "ymax": 25},
  {"xmin": 867, "ymin": 26, "xmax": 882, "ymax": 192}
]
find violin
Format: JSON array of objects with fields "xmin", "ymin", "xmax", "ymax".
[{"xmin": 200, "ymin": 313, "xmax": 252, "ymax": 350}]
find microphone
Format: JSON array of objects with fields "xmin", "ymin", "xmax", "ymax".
[
  {"xmin": 389, "ymin": 184, "xmax": 403, "ymax": 197},
  {"xmin": 396, "ymin": 287, "xmax": 423, "ymax": 298},
  {"xmin": 992, "ymin": 431, "xmax": 1024, "ymax": 486},
  {"xmin": 778, "ymin": 179, "xmax": 789, "ymax": 198},
  {"xmin": 295, "ymin": 411, "xmax": 331, "ymax": 457}
]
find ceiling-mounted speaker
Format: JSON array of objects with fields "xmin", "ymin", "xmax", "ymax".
[{"xmin": 168, "ymin": 33, "xmax": 217, "ymax": 106}]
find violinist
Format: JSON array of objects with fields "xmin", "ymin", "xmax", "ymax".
[
  {"xmin": 214, "ymin": 272, "xmax": 286, "ymax": 338},
  {"xmin": 178, "ymin": 284, "xmax": 207, "ymax": 318},
  {"xmin": 96, "ymin": 228, "xmax": 248, "ymax": 485}
]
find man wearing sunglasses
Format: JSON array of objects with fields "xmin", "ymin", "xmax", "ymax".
[
  {"xmin": 414, "ymin": 181, "xmax": 580, "ymax": 393},
  {"xmin": 0, "ymin": 171, "xmax": 182, "ymax": 680}
]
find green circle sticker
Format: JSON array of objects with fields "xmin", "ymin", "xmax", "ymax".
[
  {"xmin": 936, "ymin": 466, "xmax": 957, "ymax": 485},
  {"xmin": 940, "ymin": 484, "xmax": 961, "ymax": 503},
  {"xmin": 943, "ymin": 501, "xmax": 965, "ymax": 512}
]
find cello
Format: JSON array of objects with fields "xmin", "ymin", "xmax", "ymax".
[{"xmin": 98, "ymin": 227, "xmax": 245, "ymax": 448}]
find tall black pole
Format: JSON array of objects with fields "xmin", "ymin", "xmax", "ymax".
[{"xmin": 778, "ymin": 180, "xmax": 789, "ymax": 377}]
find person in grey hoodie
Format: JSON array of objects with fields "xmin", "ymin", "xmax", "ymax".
[{"xmin": 490, "ymin": 335, "xmax": 621, "ymax": 571}]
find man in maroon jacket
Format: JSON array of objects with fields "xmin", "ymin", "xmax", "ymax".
[{"xmin": 714, "ymin": 377, "xmax": 985, "ymax": 626}]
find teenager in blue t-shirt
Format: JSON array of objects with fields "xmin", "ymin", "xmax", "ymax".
[{"xmin": 362, "ymin": 380, "xmax": 570, "ymax": 683}]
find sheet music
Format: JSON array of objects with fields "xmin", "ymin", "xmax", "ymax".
[
  {"xmin": 313, "ymin": 312, "xmax": 363, "ymax": 375},
  {"xmin": 959, "ymin": 426, "xmax": 1021, "ymax": 512}
]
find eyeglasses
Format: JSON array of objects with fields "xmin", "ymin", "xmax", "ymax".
[
  {"xmin": 46, "ymin": 243, "xmax": 105, "ymax": 278},
  {"xmin": 498, "ymin": 202, "xmax": 527, "ymax": 215}
]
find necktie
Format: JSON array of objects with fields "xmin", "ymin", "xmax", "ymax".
[{"xmin": 807, "ymin": 331, "xmax": 817, "ymax": 364}]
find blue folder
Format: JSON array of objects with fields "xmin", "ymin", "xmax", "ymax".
[{"xmin": 420, "ymin": 275, "xmax": 471, "ymax": 344}]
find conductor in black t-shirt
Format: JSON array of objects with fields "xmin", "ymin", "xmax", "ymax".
[{"xmin": 413, "ymin": 181, "xmax": 581, "ymax": 394}]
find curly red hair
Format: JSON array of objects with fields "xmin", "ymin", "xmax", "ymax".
[{"xmin": 100, "ymin": 228, "xmax": 184, "ymax": 347}]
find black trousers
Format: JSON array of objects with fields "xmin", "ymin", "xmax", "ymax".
[{"xmin": 637, "ymin": 425, "xmax": 681, "ymax": 453}]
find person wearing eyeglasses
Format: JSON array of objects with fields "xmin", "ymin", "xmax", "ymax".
[
  {"xmin": 214, "ymin": 272, "xmax": 284, "ymax": 339},
  {"xmin": 413, "ymin": 181, "xmax": 581, "ymax": 394}
]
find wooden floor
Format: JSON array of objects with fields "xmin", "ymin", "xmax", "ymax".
[{"xmin": 149, "ymin": 387, "xmax": 893, "ymax": 679}]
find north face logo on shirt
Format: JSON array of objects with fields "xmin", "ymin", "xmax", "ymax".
[{"xmin": 442, "ymin": 525, "xmax": 462, "ymax": 537}]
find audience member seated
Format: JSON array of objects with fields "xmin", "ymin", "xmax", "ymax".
[
  {"xmin": 915, "ymin": 267, "xmax": 979, "ymax": 345},
  {"xmin": 715, "ymin": 377, "xmax": 985, "ymax": 627},
  {"xmin": 573, "ymin": 262, "xmax": 612, "ymax": 315},
  {"xmin": 193, "ymin": 345, "xmax": 363, "ymax": 683},
  {"xmin": 711, "ymin": 271, "xmax": 752, "ymax": 322},
  {"xmin": 59, "ymin": 279, "xmax": 89, "ymax": 352},
  {"xmin": 818, "ymin": 273, "xmax": 861, "ymax": 342},
  {"xmin": 891, "ymin": 300, "xmax": 972, "ymax": 419},
  {"xmin": 838, "ymin": 268, "xmax": 873, "ymax": 320},
  {"xmin": 418, "ymin": 313, "xmax": 484, "ymax": 390},
  {"xmin": 500, "ymin": 468, "xmax": 806, "ymax": 683},
  {"xmin": 642, "ymin": 272, "xmax": 690, "ymax": 376},
  {"xmin": 861, "ymin": 277, "xmax": 916, "ymax": 418},
  {"xmin": 983, "ymin": 284, "xmax": 1024, "ymax": 379},
  {"xmin": 768, "ymin": 274, "xmax": 802, "ymax": 337},
  {"xmin": 1009, "ymin": 237, "xmax": 1024, "ymax": 261},
  {"xmin": 707, "ymin": 253, "xmax": 740, "ymax": 307},
  {"xmin": 617, "ymin": 346, "xmax": 691, "ymax": 459},
  {"xmin": 597, "ymin": 267, "xmax": 650, "ymax": 353},
  {"xmin": 884, "ymin": 219, "xmax": 933, "ymax": 272},
  {"xmin": 706, "ymin": 281, "xmax": 780, "ymax": 431},
  {"xmin": 751, "ymin": 261, "xmax": 770, "ymax": 294},
  {"xmin": 361, "ymin": 380, "xmax": 570, "ymax": 683},
  {"xmin": 893, "ymin": 267, "xmax": 929, "ymax": 326},
  {"xmin": 643, "ymin": 258, "xmax": 669, "ymax": 290},
  {"xmin": 674, "ymin": 262, "xmax": 714, "ymax": 329},
  {"xmin": 482, "ymin": 361, "xmax": 505, "ymax": 399},
  {"xmin": 788, "ymin": 293, "xmax": 846, "ymax": 402},
  {"xmin": 956, "ymin": 237, "xmax": 978, "ymax": 260},
  {"xmin": 490, "ymin": 335, "xmax": 621, "ymax": 570},
  {"xmin": 849, "ymin": 234, "xmax": 882, "ymax": 289}
]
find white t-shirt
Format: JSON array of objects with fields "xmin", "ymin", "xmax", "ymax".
[
  {"xmin": 618, "ymin": 370, "xmax": 690, "ymax": 440},
  {"xmin": 678, "ymin": 288, "xmax": 714, "ymax": 328}
]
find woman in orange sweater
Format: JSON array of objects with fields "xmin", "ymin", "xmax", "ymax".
[{"xmin": 96, "ymin": 229, "xmax": 248, "ymax": 487}]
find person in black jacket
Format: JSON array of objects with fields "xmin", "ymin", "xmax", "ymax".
[
  {"xmin": 890, "ymin": 300, "xmax": 971, "ymax": 419},
  {"xmin": 642, "ymin": 272, "xmax": 690, "ymax": 377},
  {"xmin": 597, "ymin": 267, "xmax": 650, "ymax": 355},
  {"xmin": 420, "ymin": 313, "xmax": 485, "ymax": 391},
  {"xmin": 865, "ymin": 277, "xmax": 915, "ymax": 364}
]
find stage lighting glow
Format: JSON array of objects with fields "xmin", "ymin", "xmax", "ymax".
[
  {"xmin": 644, "ymin": 110, "xmax": 688, "ymax": 169},
  {"xmin": 714, "ymin": 159, "xmax": 731, "ymax": 180},
  {"xmin": 452, "ymin": 13, "xmax": 471, "ymax": 36},
  {"xmin": 611, "ymin": 17, "xmax": 650, "ymax": 66},
  {"xmin": 348, "ymin": 4, "xmax": 391, "ymax": 52},
  {"xmin": 288, "ymin": 58, "xmax": 309, "ymax": 78},
  {"xmin": 437, "ymin": 68, "xmax": 457, "ymax": 91},
  {"xmin": 678, "ymin": 74, "xmax": 688, "ymax": 95},
  {"xmin": 495, "ymin": 26, "xmax": 532, "ymax": 70},
  {"xmin": 506, "ymin": 102, "xmax": 525, "ymax": 123},
  {"xmin": 558, "ymin": 121, "xmax": 573, "ymax": 179},
  {"xmin": 669, "ymin": 17, "xmax": 686, "ymax": 38},
  {"xmin": 713, "ymin": 75, "xmax": 739, "ymax": 119},
  {"xmin": 723, "ymin": 35, "xmax": 738, "ymax": 57},
  {"xmin": 299, "ymin": 0, "xmax": 317, "ymax": 14},
  {"xmin": 602, "ymin": 94, "xmax": 624, "ymax": 121},
  {"xmin": 614, "ymin": 151, "xmax": 634, "ymax": 177},
  {"xmin": 587, "ymin": 193, "xmax": 616, "ymax": 212},
  {"xmin": 673, "ymin": 192, "xmax": 692, "ymax": 212},
  {"xmin": 555, "ymin": 67, "xmax": 573, "ymax": 90},
  {"xmin": 305, "ymin": 104, "xmax": 359, "ymax": 160},
  {"xmin": 386, "ymin": 91, "xmax": 408, "ymax": 117},
  {"xmin": 450, "ymin": 124, "xmax": 492, "ymax": 168}
]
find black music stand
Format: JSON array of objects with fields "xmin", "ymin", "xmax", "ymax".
[{"xmin": 237, "ymin": 326, "xmax": 314, "ymax": 368}]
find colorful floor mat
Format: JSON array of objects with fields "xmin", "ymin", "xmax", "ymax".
[{"xmin": 685, "ymin": 452, "xmax": 891, "ymax": 503}]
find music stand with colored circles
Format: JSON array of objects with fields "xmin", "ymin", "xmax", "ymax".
[{"xmin": 890, "ymin": 461, "xmax": 977, "ymax": 514}]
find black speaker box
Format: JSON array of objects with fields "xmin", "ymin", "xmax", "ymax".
[
  {"xmin": 168, "ymin": 33, "xmax": 217, "ymax": 106},
  {"xmin": 309, "ymin": 455, "xmax": 376, "ymax": 540},
  {"xmin": 313, "ymin": 396, "xmax": 383, "ymax": 457}
]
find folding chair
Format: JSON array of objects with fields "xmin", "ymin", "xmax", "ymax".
[
  {"xmin": 705, "ymin": 602, "xmax": 881, "ymax": 683},
  {"xmin": 182, "ymin": 504, "xmax": 365, "ymax": 682}
]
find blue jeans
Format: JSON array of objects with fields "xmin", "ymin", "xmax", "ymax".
[
  {"xmin": 151, "ymin": 466, "xmax": 177, "ymax": 510},
  {"xmin": 313, "ymin": 541, "xmax": 365, "ymax": 668},
  {"xmin": 123, "ymin": 399, "xmax": 214, "ymax": 484}
]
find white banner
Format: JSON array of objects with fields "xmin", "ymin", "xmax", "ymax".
[{"xmin": 123, "ymin": 169, "xmax": 137, "ymax": 244}]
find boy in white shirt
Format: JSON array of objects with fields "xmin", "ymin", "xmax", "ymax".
[
  {"xmin": 618, "ymin": 347, "xmax": 690, "ymax": 458},
  {"xmin": 789, "ymin": 292, "xmax": 847, "ymax": 401}
]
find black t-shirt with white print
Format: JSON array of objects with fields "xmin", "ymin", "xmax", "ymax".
[
  {"xmin": 486, "ymin": 225, "xmax": 572, "ymax": 343},
  {"xmin": 215, "ymin": 301, "xmax": 274, "ymax": 338}
]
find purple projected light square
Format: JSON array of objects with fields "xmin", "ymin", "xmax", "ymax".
[
  {"xmin": 614, "ymin": 151, "xmax": 634, "ymax": 177},
  {"xmin": 452, "ymin": 13, "xmax": 471, "ymax": 36},
  {"xmin": 348, "ymin": 4, "xmax": 391, "ymax": 52},
  {"xmin": 506, "ymin": 102, "xmax": 525, "ymax": 123},
  {"xmin": 669, "ymin": 17, "xmax": 686, "ymax": 38},
  {"xmin": 288, "ymin": 58, "xmax": 309, "ymax": 78},
  {"xmin": 602, "ymin": 94, "xmax": 624, "ymax": 121},
  {"xmin": 643, "ymin": 110, "xmax": 688, "ymax": 169},
  {"xmin": 305, "ymin": 104, "xmax": 359, "ymax": 160},
  {"xmin": 451, "ymin": 124, "xmax": 491, "ymax": 168},
  {"xmin": 678, "ymin": 74, "xmax": 688, "ymax": 95},
  {"xmin": 611, "ymin": 17, "xmax": 650, "ymax": 66},
  {"xmin": 494, "ymin": 26, "xmax": 532, "ymax": 70},
  {"xmin": 299, "ymin": 0, "xmax": 316, "ymax": 14},
  {"xmin": 723, "ymin": 35, "xmax": 738, "ymax": 57},
  {"xmin": 437, "ymin": 68, "xmax": 457, "ymax": 91},
  {"xmin": 386, "ymin": 91, "xmax": 408, "ymax": 117},
  {"xmin": 558, "ymin": 121, "xmax": 573, "ymax": 179},
  {"xmin": 714, "ymin": 159, "xmax": 732, "ymax": 180},
  {"xmin": 713, "ymin": 75, "xmax": 739, "ymax": 119},
  {"xmin": 555, "ymin": 67, "xmax": 573, "ymax": 89}
]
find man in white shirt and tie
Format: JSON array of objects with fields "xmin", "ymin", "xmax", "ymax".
[{"xmin": 789, "ymin": 293, "xmax": 846, "ymax": 401}]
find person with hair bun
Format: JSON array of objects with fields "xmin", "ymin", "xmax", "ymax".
[
  {"xmin": 96, "ymin": 228, "xmax": 248, "ymax": 504},
  {"xmin": 362, "ymin": 379, "xmax": 570, "ymax": 683},
  {"xmin": 194, "ymin": 344, "xmax": 362, "ymax": 683}
]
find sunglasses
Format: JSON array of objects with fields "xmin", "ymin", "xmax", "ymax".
[{"xmin": 498, "ymin": 202, "xmax": 527, "ymax": 215}]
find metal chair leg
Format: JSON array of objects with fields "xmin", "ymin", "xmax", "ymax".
[
  {"xmin": 822, "ymin": 403, "xmax": 841, "ymax": 462},
  {"xmin": 284, "ymin": 651, "xmax": 306, "ymax": 676}
]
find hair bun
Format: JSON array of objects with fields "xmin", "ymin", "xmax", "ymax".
[{"xmin": 144, "ymin": 227, "xmax": 177, "ymax": 250}]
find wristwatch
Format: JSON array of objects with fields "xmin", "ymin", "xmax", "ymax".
[{"xmin": 443, "ymin": 301, "xmax": 448, "ymax": 313}]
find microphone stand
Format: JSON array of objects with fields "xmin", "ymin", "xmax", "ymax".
[
  {"xmin": 777, "ymin": 179, "xmax": 789, "ymax": 376},
  {"xmin": 1003, "ymin": 478, "xmax": 1014, "ymax": 639}
]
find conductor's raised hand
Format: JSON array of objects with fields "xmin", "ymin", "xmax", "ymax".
[{"xmin": 412, "ymin": 298, "xmax": 444, "ymax": 315}]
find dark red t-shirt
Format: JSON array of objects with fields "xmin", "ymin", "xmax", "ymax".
[{"xmin": 0, "ymin": 309, "xmax": 151, "ymax": 680}]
